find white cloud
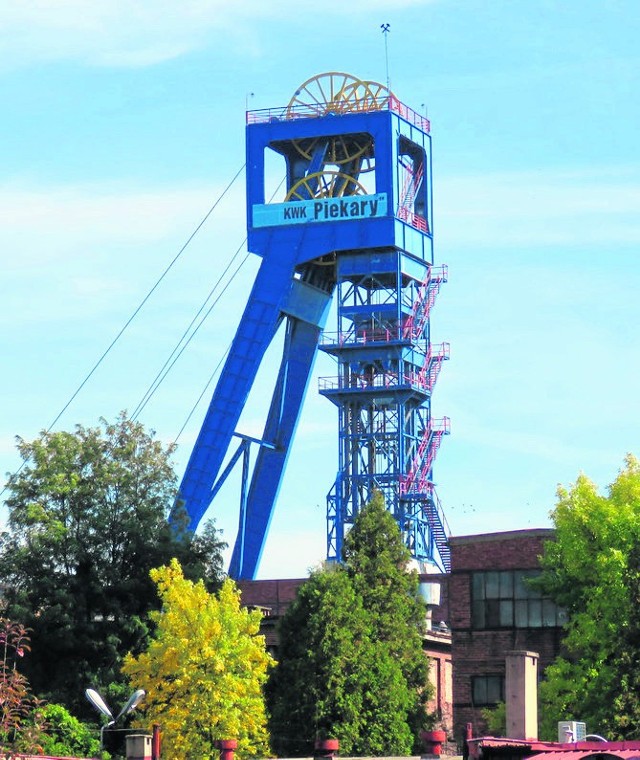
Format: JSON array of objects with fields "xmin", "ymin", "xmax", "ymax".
[
  {"xmin": 0, "ymin": 177, "xmax": 251, "ymax": 342},
  {"xmin": 438, "ymin": 166, "xmax": 640, "ymax": 247},
  {"xmin": 0, "ymin": 0, "xmax": 438, "ymax": 68},
  {"xmin": 1, "ymin": 0, "xmax": 219, "ymax": 67},
  {"xmin": 0, "ymin": 179, "xmax": 246, "ymax": 268}
]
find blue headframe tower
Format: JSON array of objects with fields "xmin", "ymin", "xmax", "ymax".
[{"xmin": 176, "ymin": 73, "xmax": 450, "ymax": 578}]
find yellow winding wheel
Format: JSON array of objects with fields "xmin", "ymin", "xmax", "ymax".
[
  {"xmin": 286, "ymin": 72, "xmax": 362, "ymax": 118},
  {"xmin": 285, "ymin": 170, "xmax": 367, "ymax": 201},
  {"xmin": 286, "ymin": 73, "xmax": 394, "ymax": 173}
]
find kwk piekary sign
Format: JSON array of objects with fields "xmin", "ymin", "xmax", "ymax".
[{"xmin": 252, "ymin": 193, "xmax": 387, "ymax": 227}]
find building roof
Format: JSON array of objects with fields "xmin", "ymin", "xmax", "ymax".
[
  {"xmin": 450, "ymin": 528, "xmax": 555, "ymax": 545},
  {"xmin": 528, "ymin": 751, "xmax": 640, "ymax": 760},
  {"xmin": 468, "ymin": 738, "xmax": 640, "ymax": 760}
]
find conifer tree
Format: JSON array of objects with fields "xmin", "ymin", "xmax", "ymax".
[
  {"xmin": 267, "ymin": 492, "xmax": 432, "ymax": 756},
  {"xmin": 343, "ymin": 491, "xmax": 431, "ymax": 741}
]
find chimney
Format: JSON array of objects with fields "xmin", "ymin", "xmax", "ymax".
[
  {"xmin": 418, "ymin": 580, "xmax": 441, "ymax": 631},
  {"xmin": 126, "ymin": 734, "xmax": 152, "ymax": 760},
  {"xmin": 505, "ymin": 650, "xmax": 539, "ymax": 740}
]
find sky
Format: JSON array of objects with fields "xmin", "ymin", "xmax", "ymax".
[{"xmin": 1, "ymin": 0, "xmax": 639, "ymax": 579}]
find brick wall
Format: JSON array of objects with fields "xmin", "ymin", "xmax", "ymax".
[
  {"xmin": 236, "ymin": 578, "xmax": 305, "ymax": 616},
  {"xmin": 449, "ymin": 529, "xmax": 562, "ymax": 741},
  {"xmin": 451, "ymin": 529, "xmax": 555, "ymax": 572},
  {"xmin": 236, "ymin": 578, "xmax": 305, "ymax": 650},
  {"xmin": 425, "ymin": 637, "xmax": 453, "ymax": 732}
]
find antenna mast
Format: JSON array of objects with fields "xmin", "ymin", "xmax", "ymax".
[{"xmin": 381, "ymin": 23, "xmax": 391, "ymax": 89}]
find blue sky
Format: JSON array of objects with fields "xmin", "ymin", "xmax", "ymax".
[{"xmin": 2, "ymin": 0, "xmax": 639, "ymax": 578}]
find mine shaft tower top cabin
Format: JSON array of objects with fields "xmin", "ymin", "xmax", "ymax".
[{"xmin": 176, "ymin": 72, "xmax": 450, "ymax": 579}]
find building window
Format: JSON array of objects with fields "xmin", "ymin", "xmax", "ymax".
[
  {"xmin": 472, "ymin": 675, "xmax": 504, "ymax": 706},
  {"xmin": 472, "ymin": 570, "xmax": 562, "ymax": 629}
]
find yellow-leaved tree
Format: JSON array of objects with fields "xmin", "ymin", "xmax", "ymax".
[{"xmin": 122, "ymin": 558, "xmax": 273, "ymax": 759}]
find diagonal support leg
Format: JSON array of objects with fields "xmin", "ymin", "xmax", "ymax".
[
  {"xmin": 175, "ymin": 253, "xmax": 300, "ymax": 530},
  {"xmin": 228, "ymin": 313, "xmax": 328, "ymax": 578}
]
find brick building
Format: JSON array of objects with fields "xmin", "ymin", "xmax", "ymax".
[
  {"xmin": 424, "ymin": 629, "xmax": 453, "ymax": 729},
  {"xmin": 237, "ymin": 527, "xmax": 565, "ymax": 742},
  {"xmin": 236, "ymin": 578, "xmax": 305, "ymax": 656},
  {"xmin": 448, "ymin": 529, "xmax": 564, "ymax": 740}
]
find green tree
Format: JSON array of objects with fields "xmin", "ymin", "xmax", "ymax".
[
  {"xmin": 267, "ymin": 492, "xmax": 432, "ymax": 756},
  {"xmin": 537, "ymin": 455, "xmax": 640, "ymax": 739},
  {"xmin": 267, "ymin": 563, "xmax": 368, "ymax": 756},
  {"xmin": 123, "ymin": 559, "xmax": 273, "ymax": 760},
  {"xmin": 343, "ymin": 491, "xmax": 431, "ymax": 741},
  {"xmin": 481, "ymin": 702, "xmax": 506, "ymax": 737},
  {"xmin": 0, "ymin": 413, "xmax": 226, "ymax": 712},
  {"xmin": 36, "ymin": 704, "xmax": 103, "ymax": 759}
]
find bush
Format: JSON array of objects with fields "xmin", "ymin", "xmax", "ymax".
[
  {"xmin": 481, "ymin": 702, "xmax": 506, "ymax": 736},
  {"xmin": 37, "ymin": 703, "xmax": 105, "ymax": 759}
]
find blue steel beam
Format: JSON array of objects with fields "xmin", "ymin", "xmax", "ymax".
[
  {"xmin": 177, "ymin": 255, "xmax": 332, "ymax": 577},
  {"xmin": 228, "ymin": 312, "xmax": 328, "ymax": 578},
  {"xmin": 176, "ymin": 251, "xmax": 301, "ymax": 530}
]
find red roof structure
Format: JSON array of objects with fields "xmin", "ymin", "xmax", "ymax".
[{"xmin": 468, "ymin": 737, "xmax": 640, "ymax": 760}]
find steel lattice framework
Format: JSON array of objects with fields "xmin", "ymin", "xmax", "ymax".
[
  {"xmin": 176, "ymin": 73, "xmax": 450, "ymax": 577},
  {"xmin": 320, "ymin": 257, "xmax": 450, "ymax": 570}
]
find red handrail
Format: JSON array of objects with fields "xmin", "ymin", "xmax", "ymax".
[{"xmin": 247, "ymin": 96, "xmax": 430, "ymax": 132}]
